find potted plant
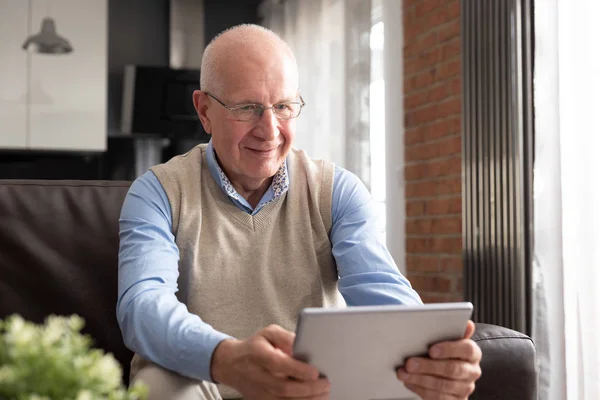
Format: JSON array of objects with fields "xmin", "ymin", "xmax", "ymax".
[{"xmin": 0, "ymin": 314, "xmax": 147, "ymax": 400}]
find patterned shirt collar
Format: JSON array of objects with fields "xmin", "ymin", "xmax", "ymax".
[{"xmin": 206, "ymin": 140, "xmax": 290, "ymax": 211}]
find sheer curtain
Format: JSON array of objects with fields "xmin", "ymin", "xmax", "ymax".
[
  {"xmin": 533, "ymin": 1, "xmax": 600, "ymax": 399},
  {"xmin": 258, "ymin": 0, "xmax": 371, "ymax": 186}
]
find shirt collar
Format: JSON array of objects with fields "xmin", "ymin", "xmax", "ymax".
[{"xmin": 205, "ymin": 140, "xmax": 290, "ymax": 211}]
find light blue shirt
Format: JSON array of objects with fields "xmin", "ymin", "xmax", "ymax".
[{"xmin": 117, "ymin": 141, "xmax": 422, "ymax": 383}]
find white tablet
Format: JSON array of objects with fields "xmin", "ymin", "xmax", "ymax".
[{"xmin": 293, "ymin": 302, "xmax": 473, "ymax": 400}]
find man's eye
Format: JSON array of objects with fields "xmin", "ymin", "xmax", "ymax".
[
  {"xmin": 238, "ymin": 105, "xmax": 258, "ymax": 112},
  {"xmin": 274, "ymin": 104, "xmax": 292, "ymax": 111}
]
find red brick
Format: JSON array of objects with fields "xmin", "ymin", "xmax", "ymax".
[
  {"xmin": 405, "ymin": 175, "xmax": 462, "ymax": 198},
  {"xmin": 405, "ymin": 21, "xmax": 427, "ymax": 40},
  {"xmin": 404, "ymin": 57, "xmax": 420, "ymax": 76},
  {"xmin": 404, "ymin": 119, "xmax": 460, "ymax": 146},
  {"xmin": 432, "ymin": 236, "xmax": 462, "ymax": 253},
  {"xmin": 419, "ymin": 292, "xmax": 464, "ymax": 303},
  {"xmin": 425, "ymin": 197, "xmax": 461, "ymax": 215},
  {"xmin": 427, "ymin": 82, "xmax": 450, "ymax": 103},
  {"xmin": 441, "ymin": 37, "xmax": 461, "ymax": 59},
  {"xmin": 425, "ymin": 0, "xmax": 460, "ymax": 26},
  {"xmin": 447, "ymin": 0, "xmax": 460, "ymax": 19},
  {"xmin": 407, "ymin": 217, "xmax": 461, "ymax": 235},
  {"xmin": 409, "ymin": 48, "xmax": 443, "ymax": 75},
  {"xmin": 405, "ymin": 103, "xmax": 438, "ymax": 126},
  {"xmin": 435, "ymin": 59, "xmax": 461, "ymax": 81},
  {"xmin": 404, "ymin": 70, "xmax": 436, "ymax": 93},
  {"xmin": 414, "ymin": 69, "xmax": 436, "ymax": 90},
  {"xmin": 403, "ymin": 3, "xmax": 415, "ymax": 26},
  {"xmin": 405, "ymin": 31, "xmax": 438, "ymax": 58},
  {"xmin": 406, "ymin": 219, "xmax": 431, "ymax": 234},
  {"xmin": 405, "ymin": 180, "xmax": 436, "ymax": 197},
  {"xmin": 405, "ymin": 156, "xmax": 461, "ymax": 180},
  {"xmin": 408, "ymin": 274, "xmax": 452, "ymax": 292},
  {"xmin": 415, "ymin": 0, "xmax": 441, "ymax": 18},
  {"xmin": 456, "ymin": 276, "xmax": 464, "ymax": 292},
  {"xmin": 427, "ymin": 117, "xmax": 461, "ymax": 139},
  {"xmin": 406, "ymin": 200, "xmax": 426, "ymax": 217},
  {"xmin": 436, "ymin": 175, "xmax": 462, "ymax": 195},
  {"xmin": 403, "ymin": 0, "xmax": 463, "ymax": 297},
  {"xmin": 431, "ymin": 217, "xmax": 462, "ymax": 234},
  {"xmin": 405, "ymin": 125, "xmax": 431, "ymax": 145},
  {"xmin": 437, "ymin": 21, "xmax": 461, "ymax": 42},
  {"xmin": 437, "ymin": 97, "xmax": 461, "ymax": 119},
  {"xmin": 406, "ymin": 254, "xmax": 440, "ymax": 272},
  {"xmin": 405, "ymin": 136, "xmax": 460, "ymax": 162},
  {"xmin": 450, "ymin": 77, "xmax": 461, "ymax": 95},
  {"xmin": 406, "ymin": 237, "xmax": 432, "ymax": 253},
  {"xmin": 405, "ymin": 91, "xmax": 429, "ymax": 110},
  {"xmin": 438, "ymin": 135, "xmax": 462, "ymax": 156},
  {"xmin": 440, "ymin": 256, "xmax": 464, "ymax": 272},
  {"xmin": 406, "ymin": 236, "xmax": 461, "ymax": 253},
  {"xmin": 405, "ymin": 141, "xmax": 439, "ymax": 162},
  {"xmin": 405, "ymin": 0, "xmax": 425, "ymax": 8}
]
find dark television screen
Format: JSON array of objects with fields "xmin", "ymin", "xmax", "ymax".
[{"xmin": 121, "ymin": 65, "xmax": 209, "ymax": 140}]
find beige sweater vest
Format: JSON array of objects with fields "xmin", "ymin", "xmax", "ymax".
[{"xmin": 131, "ymin": 144, "xmax": 342, "ymax": 398}]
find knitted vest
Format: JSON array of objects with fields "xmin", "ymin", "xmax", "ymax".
[{"xmin": 130, "ymin": 144, "xmax": 342, "ymax": 398}]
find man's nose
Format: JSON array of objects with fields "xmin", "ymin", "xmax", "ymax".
[{"xmin": 253, "ymin": 108, "xmax": 279, "ymax": 140}]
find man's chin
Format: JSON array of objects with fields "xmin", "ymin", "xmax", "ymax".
[{"xmin": 244, "ymin": 163, "xmax": 282, "ymax": 181}]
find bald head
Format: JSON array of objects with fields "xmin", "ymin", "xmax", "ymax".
[{"xmin": 200, "ymin": 24, "xmax": 298, "ymax": 96}]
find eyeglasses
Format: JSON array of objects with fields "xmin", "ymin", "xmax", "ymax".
[{"xmin": 205, "ymin": 92, "xmax": 305, "ymax": 122}]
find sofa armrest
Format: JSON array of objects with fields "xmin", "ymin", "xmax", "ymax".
[{"xmin": 471, "ymin": 323, "xmax": 538, "ymax": 400}]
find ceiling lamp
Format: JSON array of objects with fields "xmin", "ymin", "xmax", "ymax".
[{"xmin": 22, "ymin": 17, "xmax": 73, "ymax": 54}]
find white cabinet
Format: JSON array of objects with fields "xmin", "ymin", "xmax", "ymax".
[
  {"xmin": 0, "ymin": 1, "xmax": 29, "ymax": 149},
  {"xmin": 0, "ymin": 0, "xmax": 107, "ymax": 151}
]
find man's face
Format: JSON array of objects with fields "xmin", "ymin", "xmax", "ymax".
[{"xmin": 195, "ymin": 52, "xmax": 299, "ymax": 185}]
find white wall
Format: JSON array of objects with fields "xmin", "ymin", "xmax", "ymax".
[
  {"xmin": 0, "ymin": 0, "xmax": 107, "ymax": 151},
  {"xmin": 382, "ymin": 0, "xmax": 406, "ymax": 274}
]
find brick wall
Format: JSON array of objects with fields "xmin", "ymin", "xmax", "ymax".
[{"xmin": 403, "ymin": 0, "xmax": 463, "ymax": 303}]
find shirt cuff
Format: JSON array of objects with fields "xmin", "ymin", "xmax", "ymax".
[{"xmin": 179, "ymin": 327, "xmax": 234, "ymax": 383}]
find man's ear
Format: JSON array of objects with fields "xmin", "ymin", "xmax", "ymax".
[{"xmin": 193, "ymin": 90, "xmax": 212, "ymax": 134}]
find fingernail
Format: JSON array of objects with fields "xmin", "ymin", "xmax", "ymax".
[
  {"xmin": 398, "ymin": 371, "xmax": 409, "ymax": 380},
  {"xmin": 430, "ymin": 347, "xmax": 442, "ymax": 357},
  {"xmin": 407, "ymin": 360, "xmax": 419, "ymax": 372}
]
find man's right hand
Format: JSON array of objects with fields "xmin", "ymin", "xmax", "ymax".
[{"xmin": 210, "ymin": 324, "xmax": 331, "ymax": 399}]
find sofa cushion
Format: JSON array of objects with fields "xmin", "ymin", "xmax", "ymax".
[
  {"xmin": 0, "ymin": 180, "xmax": 133, "ymax": 379},
  {"xmin": 472, "ymin": 323, "xmax": 538, "ymax": 399}
]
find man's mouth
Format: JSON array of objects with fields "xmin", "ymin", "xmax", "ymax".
[{"xmin": 247, "ymin": 147, "xmax": 277, "ymax": 154}]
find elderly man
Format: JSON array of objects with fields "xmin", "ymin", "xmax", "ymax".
[{"xmin": 117, "ymin": 24, "xmax": 481, "ymax": 400}]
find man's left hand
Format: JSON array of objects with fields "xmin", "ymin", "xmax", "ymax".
[{"xmin": 396, "ymin": 320, "xmax": 482, "ymax": 399}]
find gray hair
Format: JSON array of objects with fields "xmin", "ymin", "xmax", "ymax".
[{"xmin": 200, "ymin": 24, "xmax": 296, "ymax": 95}]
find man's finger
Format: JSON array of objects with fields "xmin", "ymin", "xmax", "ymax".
[
  {"xmin": 404, "ymin": 383, "xmax": 464, "ymax": 400},
  {"xmin": 262, "ymin": 372, "xmax": 331, "ymax": 398},
  {"xmin": 398, "ymin": 369, "xmax": 475, "ymax": 398},
  {"xmin": 255, "ymin": 342, "xmax": 320, "ymax": 381},
  {"xmin": 401, "ymin": 357, "xmax": 481, "ymax": 381},
  {"xmin": 262, "ymin": 324, "xmax": 296, "ymax": 355},
  {"xmin": 463, "ymin": 320, "xmax": 475, "ymax": 339},
  {"xmin": 428, "ymin": 338, "xmax": 482, "ymax": 363}
]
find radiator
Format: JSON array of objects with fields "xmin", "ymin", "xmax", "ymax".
[{"xmin": 461, "ymin": 0, "xmax": 534, "ymax": 334}]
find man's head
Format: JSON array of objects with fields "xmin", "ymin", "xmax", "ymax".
[{"xmin": 193, "ymin": 24, "xmax": 301, "ymax": 189}]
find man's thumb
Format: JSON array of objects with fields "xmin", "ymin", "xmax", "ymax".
[
  {"xmin": 262, "ymin": 324, "xmax": 296, "ymax": 355},
  {"xmin": 463, "ymin": 320, "xmax": 476, "ymax": 339}
]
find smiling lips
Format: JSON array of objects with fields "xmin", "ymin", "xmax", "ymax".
[{"xmin": 247, "ymin": 147, "xmax": 277, "ymax": 154}]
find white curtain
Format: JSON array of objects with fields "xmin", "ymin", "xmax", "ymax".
[
  {"xmin": 258, "ymin": 0, "xmax": 371, "ymax": 186},
  {"xmin": 533, "ymin": 1, "xmax": 600, "ymax": 399}
]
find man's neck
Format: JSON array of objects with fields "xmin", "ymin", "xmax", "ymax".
[
  {"xmin": 231, "ymin": 177, "xmax": 273, "ymax": 208},
  {"xmin": 213, "ymin": 153, "xmax": 273, "ymax": 208}
]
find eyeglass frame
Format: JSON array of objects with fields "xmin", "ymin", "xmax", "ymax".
[{"xmin": 204, "ymin": 91, "xmax": 306, "ymax": 122}]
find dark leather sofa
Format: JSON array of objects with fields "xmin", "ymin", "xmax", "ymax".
[{"xmin": 0, "ymin": 180, "xmax": 538, "ymax": 399}]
